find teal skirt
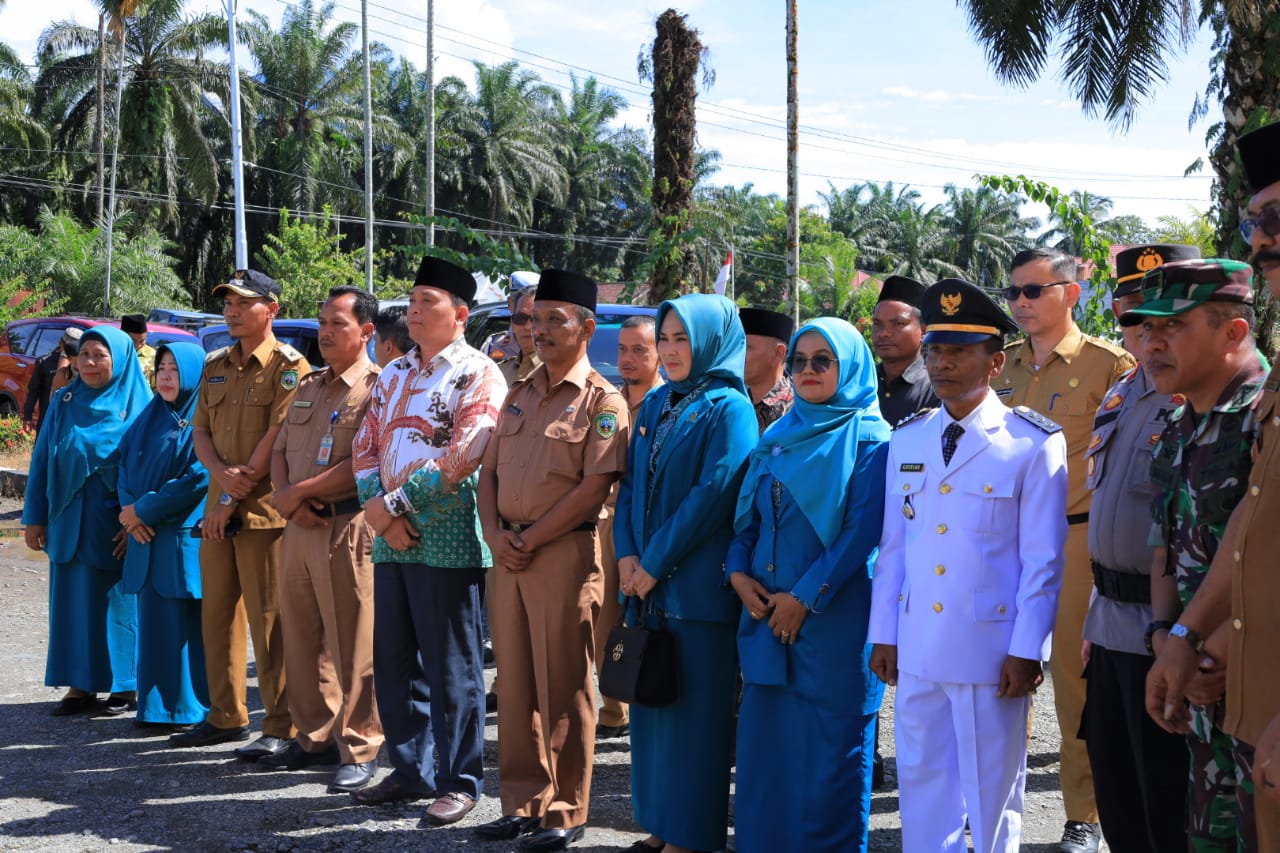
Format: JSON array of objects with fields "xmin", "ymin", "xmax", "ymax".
[{"xmin": 45, "ymin": 559, "xmax": 137, "ymax": 694}]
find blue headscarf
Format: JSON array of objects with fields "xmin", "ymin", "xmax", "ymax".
[
  {"xmin": 734, "ymin": 317, "xmax": 889, "ymax": 548},
  {"xmin": 45, "ymin": 325, "xmax": 152, "ymax": 522},
  {"xmin": 121, "ymin": 341, "xmax": 204, "ymax": 494},
  {"xmin": 655, "ymin": 294, "xmax": 748, "ymax": 395}
]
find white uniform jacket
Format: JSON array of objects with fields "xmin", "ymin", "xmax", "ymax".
[{"xmin": 868, "ymin": 390, "xmax": 1069, "ymax": 685}]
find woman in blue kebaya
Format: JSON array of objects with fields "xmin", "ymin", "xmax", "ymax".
[
  {"xmin": 117, "ymin": 342, "xmax": 210, "ymax": 727},
  {"xmin": 728, "ymin": 317, "xmax": 890, "ymax": 853},
  {"xmin": 23, "ymin": 326, "xmax": 151, "ymax": 716},
  {"xmin": 614, "ymin": 293, "xmax": 758, "ymax": 853}
]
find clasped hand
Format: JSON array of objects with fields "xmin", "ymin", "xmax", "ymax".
[{"xmin": 729, "ymin": 573, "xmax": 807, "ymax": 643}]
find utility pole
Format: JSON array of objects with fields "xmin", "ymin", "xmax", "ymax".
[
  {"xmin": 424, "ymin": 0, "xmax": 435, "ymax": 247},
  {"xmin": 362, "ymin": 0, "xmax": 375, "ymax": 292},
  {"xmin": 101, "ymin": 23, "xmax": 127, "ymax": 315},
  {"xmin": 785, "ymin": 0, "xmax": 800, "ymax": 325},
  {"xmin": 226, "ymin": 0, "xmax": 248, "ymax": 269},
  {"xmin": 96, "ymin": 13, "xmax": 105, "ymax": 221}
]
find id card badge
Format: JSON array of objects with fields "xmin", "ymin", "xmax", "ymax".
[{"xmin": 315, "ymin": 433, "xmax": 335, "ymax": 466}]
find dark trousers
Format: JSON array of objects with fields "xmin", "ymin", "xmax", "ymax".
[
  {"xmin": 1083, "ymin": 643, "xmax": 1189, "ymax": 852},
  {"xmin": 373, "ymin": 562, "xmax": 485, "ymax": 799}
]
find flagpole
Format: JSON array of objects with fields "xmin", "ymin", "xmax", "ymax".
[{"xmin": 729, "ymin": 245, "xmax": 735, "ymax": 301}]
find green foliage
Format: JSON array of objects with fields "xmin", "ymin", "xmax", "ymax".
[
  {"xmin": 402, "ymin": 214, "xmax": 537, "ymax": 283},
  {"xmin": 1150, "ymin": 207, "xmax": 1218, "ymax": 257},
  {"xmin": 0, "ymin": 275, "xmax": 64, "ymax": 324},
  {"xmin": 0, "ymin": 415, "xmax": 33, "ymax": 455},
  {"xmin": 256, "ymin": 207, "xmax": 362, "ymax": 317}
]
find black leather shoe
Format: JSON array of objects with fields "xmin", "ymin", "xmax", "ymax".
[
  {"xmin": 259, "ymin": 740, "xmax": 339, "ymax": 770},
  {"xmin": 486, "ymin": 691, "xmax": 498, "ymax": 713},
  {"xmin": 329, "ymin": 761, "xmax": 377, "ymax": 793},
  {"xmin": 234, "ymin": 735, "xmax": 292, "ymax": 761},
  {"xmin": 519, "ymin": 825, "xmax": 586, "ymax": 851},
  {"xmin": 475, "ymin": 815, "xmax": 540, "ymax": 840},
  {"xmin": 51, "ymin": 694, "xmax": 100, "ymax": 716},
  {"xmin": 595, "ymin": 722, "xmax": 629, "ymax": 740},
  {"xmin": 872, "ymin": 749, "xmax": 886, "ymax": 791},
  {"xmin": 169, "ymin": 722, "xmax": 250, "ymax": 748}
]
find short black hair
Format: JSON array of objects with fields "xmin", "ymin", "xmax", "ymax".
[
  {"xmin": 1202, "ymin": 302, "xmax": 1257, "ymax": 332},
  {"xmin": 374, "ymin": 305, "xmax": 412, "ymax": 353},
  {"xmin": 327, "ymin": 285, "xmax": 379, "ymax": 326},
  {"xmin": 983, "ymin": 335, "xmax": 1005, "ymax": 354},
  {"xmin": 1010, "ymin": 247, "xmax": 1077, "ymax": 283}
]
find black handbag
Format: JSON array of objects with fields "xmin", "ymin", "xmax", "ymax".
[{"xmin": 599, "ymin": 596, "xmax": 679, "ymax": 707}]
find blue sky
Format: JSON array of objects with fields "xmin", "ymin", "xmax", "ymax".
[{"xmin": 4, "ymin": 0, "xmax": 1219, "ymax": 226}]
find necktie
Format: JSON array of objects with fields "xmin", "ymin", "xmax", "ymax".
[{"xmin": 942, "ymin": 422, "xmax": 965, "ymax": 466}]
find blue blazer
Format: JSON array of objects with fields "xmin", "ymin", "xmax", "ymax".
[{"xmin": 614, "ymin": 382, "xmax": 758, "ymax": 625}]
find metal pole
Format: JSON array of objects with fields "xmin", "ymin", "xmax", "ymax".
[
  {"xmin": 362, "ymin": 0, "xmax": 375, "ymax": 292},
  {"xmin": 227, "ymin": 0, "xmax": 248, "ymax": 269},
  {"xmin": 424, "ymin": 0, "xmax": 435, "ymax": 247},
  {"xmin": 96, "ymin": 13, "xmax": 105, "ymax": 221},
  {"xmin": 729, "ymin": 244, "xmax": 735, "ymax": 301},
  {"xmin": 102, "ymin": 24, "xmax": 127, "ymax": 315},
  {"xmin": 785, "ymin": 0, "xmax": 800, "ymax": 325}
]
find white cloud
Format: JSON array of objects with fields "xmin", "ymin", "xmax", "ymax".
[{"xmin": 882, "ymin": 85, "xmax": 998, "ymax": 104}]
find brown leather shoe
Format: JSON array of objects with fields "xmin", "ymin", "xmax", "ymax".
[
  {"xmin": 350, "ymin": 774, "xmax": 430, "ymax": 806},
  {"xmin": 423, "ymin": 792, "xmax": 477, "ymax": 825}
]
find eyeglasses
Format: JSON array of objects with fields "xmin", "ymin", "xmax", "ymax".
[
  {"xmin": 1001, "ymin": 280, "xmax": 1072, "ymax": 301},
  {"xmin": 786, "ymin": 354, "xmax": 838, "ymax": 374},
  {"xmin": 510, "ymin": 312, "xmax": 532, "ymax": 326},
  {"xmin": 1240, "ymin": 206, "xmax": 1280, "ymax": 242}
]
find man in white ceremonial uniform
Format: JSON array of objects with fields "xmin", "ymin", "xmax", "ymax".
[{"xmin": 869, "ymin": 277, "xmax": 1069, "ymax": 853}]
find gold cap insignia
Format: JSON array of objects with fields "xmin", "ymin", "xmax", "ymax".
[
  {"xmin": 611, "ymin": 642, "xmax": 624, "ymax": 662},
  {"xmin": 232, "ymin": 269, "xmax": 246, "ymax": 280},
  {"xmin": 940, "ymin": 292, "xmax": 962, "ymax": 316},
  {"xmin": 1136, "ymin": 249, "xmax": 1164, "ymax": 273}
]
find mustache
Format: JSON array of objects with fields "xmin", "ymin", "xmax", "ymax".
[{"xmin": 1253, "ymin": 250, "xmax": 1280, "ymax": 268}]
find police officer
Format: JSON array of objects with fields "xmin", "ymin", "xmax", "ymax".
[
  {"xmin": 475, "ymin": 269, "xmax": 628, "ymax": 851},
  {"xmin": 994, "ymin": 247, "xmax": 1135, "ymax": 853},
  {"xmin": 497, "ymin": 288, "xmax": 541, "ymax": 392},
  {"xmin": 740, "ymin": 307, "xmax": 795, "ymax": 434},
  {"xmin": 873, "ymin": 275, "xmax": 938, "ymax": 426},
  {"xmin": 1080, "ymin": 244, "xmax": 1199, "ymax": 852},
  {"xmin": 869, "ymin": 277, "xmax": 1068, "ymax": 853},
  {"xmin": 1147, "ymin": 120, "xmax": 1280, "ymax": 849},
  {"xmin": 265, "ymin": 286, "xmax": 383, "ymax": 793},
  {"xmin": 172, "ymin": 270, "xmax": 310, "ymax": 757}
]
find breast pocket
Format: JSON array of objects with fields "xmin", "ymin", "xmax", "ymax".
[
  {"xmin": 543, "ymin": 417, "xmax": 589, "ymax": 475},
  {"xmin": 286, "ymin": 404, "xmax": 317, "ymax": 428},
  {"xmin": 893, "ymin": 474, "xmax": 924, "ymax": 525},
  {"xmin": 243, "ymin": 377, "xmax": 276, "ymax": 432},
  {"xmin": 494, "ymin": 412, "xmax": 527, "ymax": 471},
  {"xmin": 955, "ymin": 479, "xmax": 1015, "ymax": 533},
  {"xmin": 1047, "ymin": 395, "xmax": 1098, "ymax": 458}
]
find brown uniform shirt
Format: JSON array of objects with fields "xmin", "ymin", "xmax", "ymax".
[
  {"xmin": 994, "ymin": 325, "xmax": 1135, "ymax": 516},
  {"xmin": 194, "ymin": 336, "xmax": 311, "ymax": 528},
  {"xmin": 483, "ymin": 357, "xmax": 629, "ymax": 525},
  {"xmin": 1225, "ymin": 366, "xmax": 1280, "ymax": 745},
  {"xmin": 273, "ymin": 358, "xmax": 380, "ymax": 504}
]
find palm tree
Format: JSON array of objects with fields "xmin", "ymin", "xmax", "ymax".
[
  {"xmin": 32, "ymin": 0, "xmax": 231, "ymax": 230},
  {"xmin": 940, "ymin": 184, "xmax": 1035, "ymax": 287},
  {"xmin": 1039, "ymin": 189, "xmax": 1113, "ymax": 256},
  {"xmin": 0, "ymin": 42, "xmax": 49, "ymax": 225}
]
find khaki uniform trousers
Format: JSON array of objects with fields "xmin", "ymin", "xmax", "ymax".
[
  {"xmin": 200, "ymin": 528, "xmax": 292, "ymax": 737},
  {"xmin": 1260, "ymin": 793, "xmax": 1280, "ymax": 852},
  {"xmin": 1049, "ymin": 523, "xmax": 1098, "ymax": 823},
  {"xmin": 279, "ymin": 513, "xmax": 382, "ymax": 764},
  {"xmin": 494, "ymin": 531, "xmax": 604, "ymax": 829},
  {"xmin": 593, "ymin": 506, "xmax": 628, "ymax": 729}
]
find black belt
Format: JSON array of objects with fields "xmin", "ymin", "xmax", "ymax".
[
  {"xmin": 1091, "ymin": 561, "xmax": 1151, "ymax": 604},
  {"xmin": 499, "ymin": 518, "xmax": 596, "ymax": 535},
  {"xmin": 317, "ymin": 498, "xmax": 363, "ymax": 517},
  {"xmin": 1067, "ymin": 512, "xmax": 1090, "ymax": 526}
]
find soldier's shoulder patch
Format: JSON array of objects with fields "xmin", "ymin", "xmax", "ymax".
[
  {"xmin": 276, "ymin": 343, "xmax": 306, "ymax": 363},
  {"xmin": 1012, "ymin": 405, "xmax": 1062, "ymax": 434},
  {"xmin": 893, "ymin": 407, "xmax": 935, "ymax": 430},
  {"xmin": 280, "ymin": 369, "xmax": 300, "ymax": 391}
]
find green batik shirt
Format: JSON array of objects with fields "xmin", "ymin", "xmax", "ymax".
[{"xmin": 1150, "ymin": 354, "xmax": 1269, "ymax": 607}]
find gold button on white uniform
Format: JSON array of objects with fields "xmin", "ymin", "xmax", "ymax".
[
  {"xmin": 983, "ymin": 485, "xmax": 993, "ymax": 494},
  {"xmin": 932, "ymin": 602, "xmax": 943, "ymax": 613},
  {"xmin": 936, "ymin": 523, "xmax": 948, "ymax": 534},
  {"xmin": 940, "ymin": 484, "xmax": 952, "ymax": 495},
  {"xmin": 998, "ymin": 605, "xmax": 1007, "ymax": 614},
  {"xmin": 935, "ymin": 565, "xmax": 946, "ymax": 576}
]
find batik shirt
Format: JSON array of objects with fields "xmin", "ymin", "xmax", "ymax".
[
  {"xmin": 353, "ymin": 335, "xmax": 508, "ymax": 567},
  {"xmin": 753, "ymin": 374, "xmax": 794, "ymax": 435}
]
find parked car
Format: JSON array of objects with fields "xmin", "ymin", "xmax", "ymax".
[
  {"xmin": 147, "ymin": 308, "xmax": 224, "ymax": 333},
  {"xmin": 0, "ymin": 316, "xmax": 197, "ymax": 416},
  {"xmin": 199, "ymin": 319, "xmax": 324, "ymax": 368},
  {"xmin": 464, "ymin": 302, "xmax": 657, "ymax": 388}
]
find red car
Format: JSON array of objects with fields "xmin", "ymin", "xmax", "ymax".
[{"xmin": 0, "ymin": 316, "xmax": 197, "ymax": 417}]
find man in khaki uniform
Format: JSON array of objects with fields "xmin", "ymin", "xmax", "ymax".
[
  {"xmin": 265, "ymin": 286, "xmax": 382, "ymax": 794},
  {"xmin": 1147, "ymin": 120, "xmax": 1280, "ymax": 850},
  {"xmin": 171, "ymin": 269, "xmax": 310, "ymax": 757},
  {"xmin": 594, "ymin": 314, "xmax": 663, "ymax": 741},
  {"xmin": 476, "ymin": 269, "xmax": 629, "ymax": 851},
  {"xmin": 992, "ymin": 247, "xmax": 1135, "ymax": 853}
]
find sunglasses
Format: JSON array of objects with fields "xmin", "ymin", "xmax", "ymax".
[
  {"xmin": 510, "ymin": 312, "xmax": 532, "ymax": 326},
  {"xmin": 786, "ymin": 354, "xmax": 838, "ymax": 374},
  {"xmin": 1001, "ymin": 280, "xmax": 1071, "ymax": 301},
  {"xmin": 1240, "ymin": 206, "xmax": 1280, "ymax": 242}
]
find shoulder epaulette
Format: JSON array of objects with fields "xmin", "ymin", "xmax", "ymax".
[
  {"xmin": 1012, "ymin": 405, "xmax": 1062, "ymax": 434},
  {"xmin": 206, "ymin": 346, "xmax": 229, "ymax": 363},
  {"xmin": 1003, "ymin": 337, "xmax": 1025, "ymax": 352},
  {"xmin": 894, "ymin": 407, "xmax": 935, "ymax": 429},
  {"xmin": 276, "ymin": 343, "xmax": 306, "ymax": 363}
]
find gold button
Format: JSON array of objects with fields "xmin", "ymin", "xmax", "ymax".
[
  {"xmin": 903, "ymin": 484, "xmax": 910, "ymax": 492},
  {"xmin": 898, "ymin": 594, "xmax": 904, "ymax": 602},
  {"xmin": 1273, "ymin": 416, "xmax": 1279, "ymax": 427},
  {"xmin": 937, "ymin": 523, "xmax": 948, "ymax": 534},
  {"xmin": 1234, "ymin": 551, "xmax": 1242, "ymax": 561},
  {"xmin": 1251, "ymin": 485, "xmax": 1261, "ymax": 496},
  {"xmin": 1234, "ymin": 618, "xmax": 1244, "ymax": 630},
  {"xmin": 935, "ymin": 565, "xmax": 945, "ymax": 576},
  {"xmin": 1033, "ymin": 376, "xmax": 1039, "ymax": 382},
  {"xmin": 998, "ymin": 605, "xmax": 1007, "ymax": 614},
  {"xmin": 983, "ymin": 485, "xmax": 993, "ymax": 494},
  {"xmin": 766, "ymin": 563, "xmax": 775, "ymax": 573},
  {"xmin": 932, "ymin": 602, "xmax": 943, "ymax": 613},
  {"xmin": 940, "ymin": 484, "xmax": 952, "ymax": 495}
]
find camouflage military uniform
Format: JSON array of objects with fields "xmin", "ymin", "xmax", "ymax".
[{"xmin": 1151, "ymin": 356, "xmax": 1268, "ymax": 851}]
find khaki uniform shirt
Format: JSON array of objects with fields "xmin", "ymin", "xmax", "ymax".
[
  {"xmin": 484, "ymin": 357, "xmax": 629, "ymax": 525},
  {"xmin": 273, "ymin": 358, "xmax": 380, "ymax": 503},
  {"xmin": 137, "ymin": 343, "xmax": 157, "ymax": 387},
  {"xmin": 1226, "ymin": 365, "xmax": 1280, "ymax": 745},
  {"xmin": 499, "ymin": 352, "xmax": 542, "ymax": 387},
  {"xmin": 994, "ymin": 325, "xmax": 1135, "ymax": 516},
  {"xmin": 194, "ymin": 336, "xmax": 310, "ymax": 528}
]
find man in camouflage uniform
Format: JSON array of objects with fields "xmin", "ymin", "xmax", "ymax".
[{"xmin": 1125, "ymin": 258, "xmax": 1267, "ymax": 851}]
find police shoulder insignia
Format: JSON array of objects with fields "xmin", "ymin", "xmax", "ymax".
[
  {"xmin": 893, "ymin": 408, "xmax": 934, "ymax": 430},
  {"xmin": 281, "ymin": 369, "xmax": 299, "ymax": 390},
  {"xmin": 1013, "ymin": 405, "xmax": 1062, "ymax": 434},
  {"xmin": 277, "ymin": 343, "xmax": 306, "ymax": 363},
  {"xmin": 594, "ymin": 409, "xmax": 619, "ymax": 439}
]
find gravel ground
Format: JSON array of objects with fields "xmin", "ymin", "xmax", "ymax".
[{"xmin": 0, "ymin": 511, "xmax": 1075, "ymax": 852}]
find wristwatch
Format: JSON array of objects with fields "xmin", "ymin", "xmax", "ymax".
[
  {"xmin": 1144, "ymin": 620, "xmax": 1174, "ymax": 656},
  {"xmin": 218, "ymin": 491, "xmax": 236, "ymax": 507},
  {"xmin": 1168, "ymin": 622, "xmax": 1206, "ymax": 654}
]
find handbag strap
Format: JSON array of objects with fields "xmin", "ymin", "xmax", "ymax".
[{"xmin": 622, "ymin": 594, "xmax": 665, "ymax": 628}]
